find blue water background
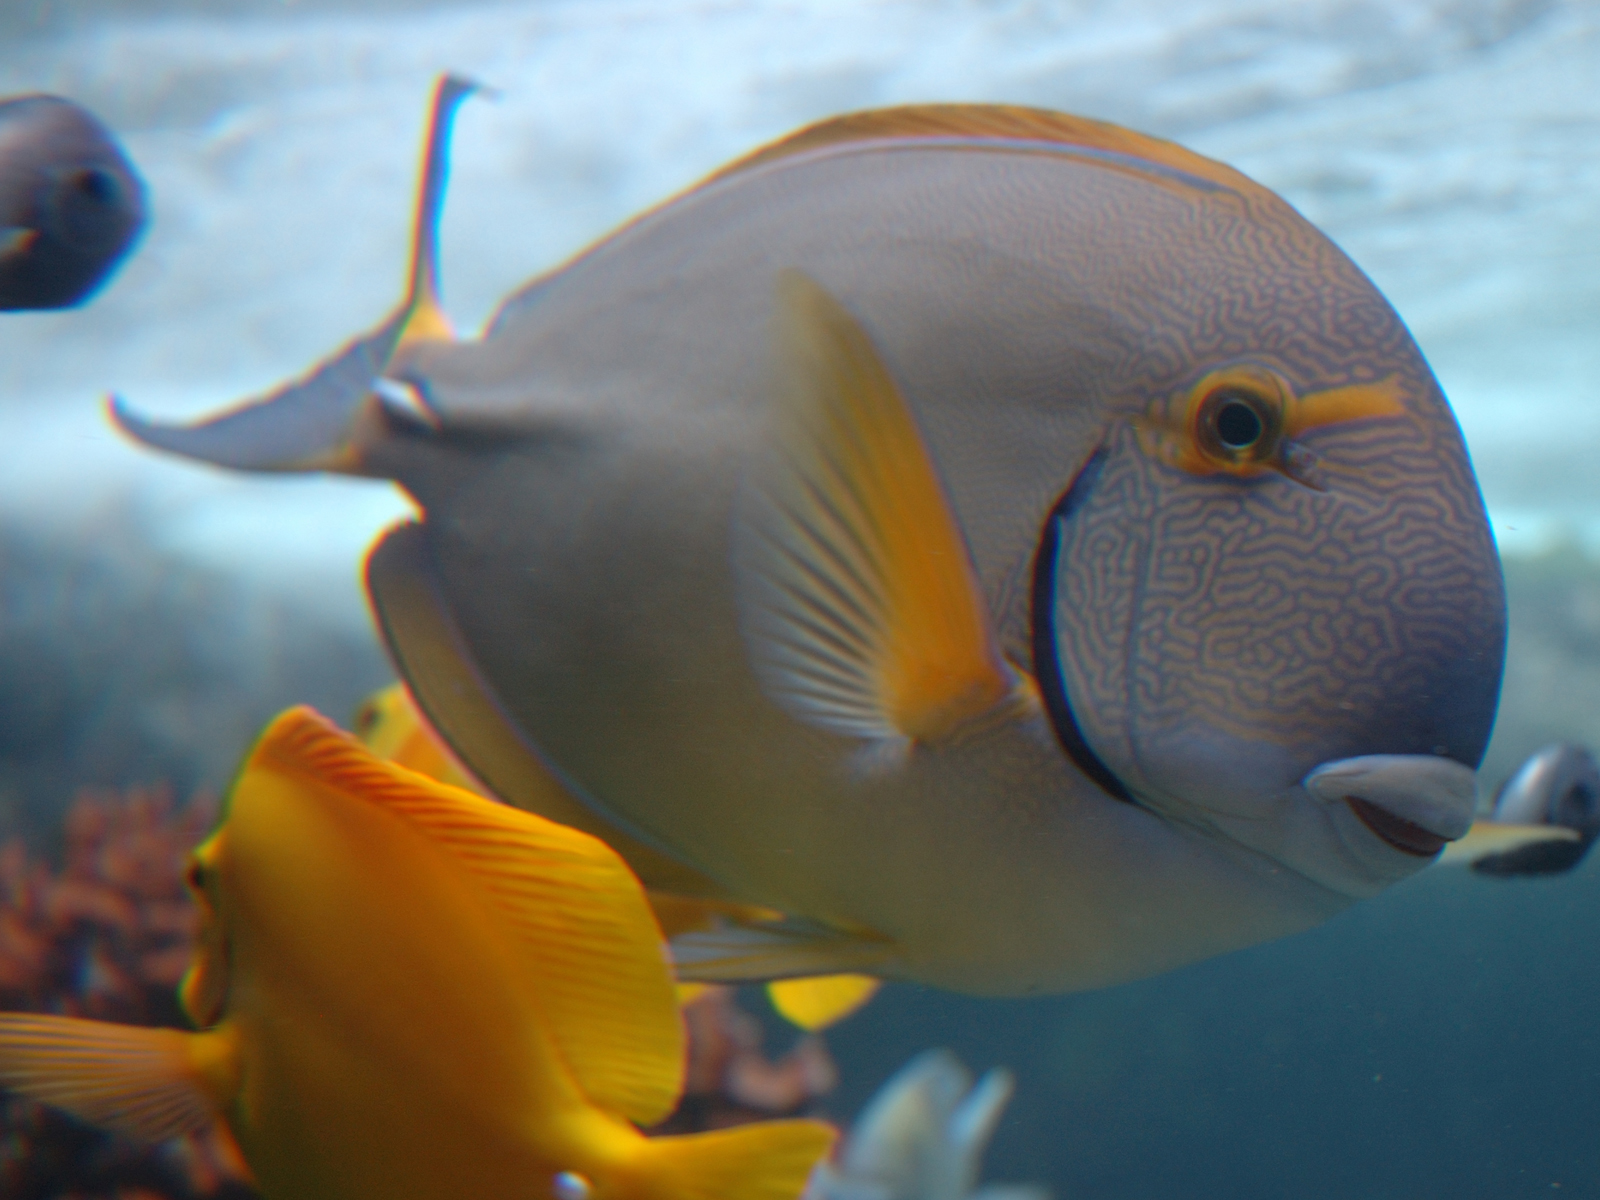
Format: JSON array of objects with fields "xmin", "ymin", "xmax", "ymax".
[{"xmin": 1, "ymin": 1, "xmax": 1598, "ymax": 1196}]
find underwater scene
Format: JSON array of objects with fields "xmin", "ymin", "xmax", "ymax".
[{"xmin": 1, "ymin": 0, "xmax": 1598, "ymax": 1196}]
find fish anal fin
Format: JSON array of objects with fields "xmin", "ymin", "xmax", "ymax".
[
  {"xmin": 735, "ymin": 270, "xmax": 1036, "ymax": 747},
  {"xmin": 767, "ymin": 974, "xmax": 882, "ymax": 1031},
  {"xmin": 366, "ymin": 521, "xmax": 738, "ymax": 900},
  {"xmin": 0, "ymin": 1014, "xmax": 234, "ymax": 1142},
  {"xmin": 250, "ymin": 708, "xmax": 686, "ymax": 1128},
  {"xmin": 670, "ymin": 912, "xmax": 895, "ymax": 984},
  {"xmin": 706, "ymin": 104, "xmax": 1268, "ymax": 202},
  {"xmin": 646, "ymin": 891, "xmax": 785, "ymax": 940}
]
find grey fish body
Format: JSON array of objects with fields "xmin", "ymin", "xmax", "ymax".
[
  {"xmin": 117, "ymin": 98, "xmax": 1506, "ymax": 995},
  {"xmin": 0, "ymin": 94, "xmax": 144, "ymax": 311}
]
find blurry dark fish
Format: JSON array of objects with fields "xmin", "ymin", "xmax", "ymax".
[
  {"xmin": 1440, "ymin": 743, "xmax": 1600, "ymax": 876},
  {"xmin": 115, "ymin": 79, "xmax": 1508, "ymax": 996},
  {"xmin": 0, "ymin": 707, "xmax": 834, "ymax": 1200},
  {"xmin": 0, "ymin": 93, "xmax": 145, "ymax": 311}
]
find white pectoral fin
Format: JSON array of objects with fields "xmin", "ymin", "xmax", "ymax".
[
  {"xmin": 0, "ymin": 1014, "xmax": 234, "ymax": 1141},
  {"xmin": 108, "ymin": 75, "xmax": 477, "ymax": 475},
  {"xmin": 734, "ymin": 271, "xmax": 1037, "ymax": 750},
  {"xmin": 670, "ymin": 911, "xmax": 896, "ymax": 983}
]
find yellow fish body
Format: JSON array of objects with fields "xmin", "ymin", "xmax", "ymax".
[{"xmin": 0, "ymin": 707, "xmax": 833, "ymax": 1200}]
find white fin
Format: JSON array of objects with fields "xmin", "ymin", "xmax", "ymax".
[
  {"xmin": 669, "ymin": 911, "xmax": 895, "ymax": 983},
  {"xmin": 735, "ymin": 271, "xmax": 1036, "ymax": 749}
]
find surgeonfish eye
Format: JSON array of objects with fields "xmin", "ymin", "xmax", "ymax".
[
  {"xmin": 553, "ymin": 1171, "xmax": 593, "ymax": 1200},
  {"xmin": 1211, "ymin": 394, "xmax": 1265, "ymax": 449},
  {"xmin": 1181, "ymin": 364, "xmax": 1291, "ymax": 475},
  {"xmin": 184, "ymin": 855, "xmax": 207, "ymax": 894},
  {"xmin": 49, "ymin": 165, "xmax": 131, "ymax": 252},
  {"xmin": 1137, "ymin": 361, "xmax": 1411, "ymax": 486}
]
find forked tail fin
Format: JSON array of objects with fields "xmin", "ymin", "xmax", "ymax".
[
  {"xmin": 109, "ymin": 74, "xmax": 477, "ymax": 475},
  {"xmin": 632, "ymin": 1118, "xmax": 836, "ymax": 1200}
]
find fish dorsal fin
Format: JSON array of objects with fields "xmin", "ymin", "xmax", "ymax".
[
  {"xmin": 706, "ymin": 104, "xmax": 1269, "ymax": 201},
  {"xmin": 254, "ymin": 708, "xmax": 686, "ymax": 1127},
  {"xmin": 0, "ymin": 1015, "xmax": 236, "ymax": 1142},
  {"xmin": 109, "ymin": 75, "xmax": 476, "ymax": 475},
  {"xmin": 365, "ymin": 521, "xmax": 738, "ymax": 901},
  {"xmin": 734, "ymin": 271, "xmax": 1037, "ymax": 751}
]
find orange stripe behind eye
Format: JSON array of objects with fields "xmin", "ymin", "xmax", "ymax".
[{"xmin": 1286, "ymin": 375, "xmax": 1407, "ymax": 437}]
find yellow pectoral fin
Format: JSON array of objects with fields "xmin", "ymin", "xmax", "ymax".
[
  {"xmin": 767, "ymin": 974, "xmax": 882, "ymax": 1031},
  {"xmin": 1437, "ymin": 820, "xmax": 1580, "ymax": 866},
  {"xmin": 0, "ymin": 1014, "xmax": 235, "ymax": 1142},
  {"xmin": 735, "ymin": 271, "xmax": 1036, "ymax": 748},
  {"xmin": 251, "ymin": 708, "xmax": 685, "ymax": 1128}
]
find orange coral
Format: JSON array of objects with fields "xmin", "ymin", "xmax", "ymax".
[
  {"xmin": 0, "ymin": 785, "xmax": 254, "ymax": 1200},
  {"xmin": 656, "ymin": 985, "xmax": 839, "ymax": 1135}
]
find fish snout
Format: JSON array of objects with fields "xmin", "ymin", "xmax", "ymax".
[{"xmin": 1304, "ymin": 754, "xmax": 1477, "ymax": 862}]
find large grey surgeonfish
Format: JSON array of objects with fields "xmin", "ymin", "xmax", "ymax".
[{"xmin": 114, "ymin": 77, "xmax": 1513, "ymax": 996}]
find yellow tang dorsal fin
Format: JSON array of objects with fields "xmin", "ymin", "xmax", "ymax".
[
  {"xmin": 255, "ymin": 709, "xmax": 686, "ymax": 1128},
  {"xmin": 705, "ymin": 103, "xmax": 1271, "ymax": 202},
  {"xmin": 734, "ymin": 271, "xmax": 1037, "ymax": 749},
  {"xmin": 0, "ymin": 1014, "xmax": 236, "ymax": 1142}
]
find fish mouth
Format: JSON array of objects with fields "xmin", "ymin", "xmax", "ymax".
[{"xmin": 1344, "ymin": 795, "xmax": 1450, "ymax": 857}]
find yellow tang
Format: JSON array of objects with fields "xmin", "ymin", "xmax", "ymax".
[
  {"xmin": 357, "ymin": 681, "xmax": 879, "ymax": 1032},
  {"xmin": 0, "ymin": 707, "xmax": 834, "ymax": 1200}
]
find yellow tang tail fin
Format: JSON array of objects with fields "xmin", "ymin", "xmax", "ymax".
[{"xmin": 632, "ymin": 1119, "xmax": 835, "ymax": 1200}]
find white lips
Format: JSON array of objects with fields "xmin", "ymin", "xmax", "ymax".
[{"xmin": 1302, "ymin": 754, "xmax": 1478, "ymax": 842}]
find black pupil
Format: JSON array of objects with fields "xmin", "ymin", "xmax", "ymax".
[
  {"xmin": 1215, "ymin": 398, "xmax": 1263, "ymax": 449},
  {"xmin": 73, "ymin": 168, "xmax": 119, "ymax": 205}
]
